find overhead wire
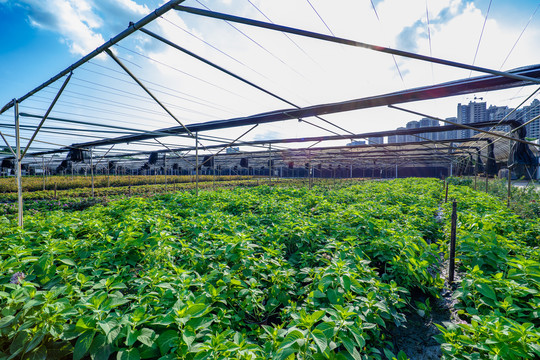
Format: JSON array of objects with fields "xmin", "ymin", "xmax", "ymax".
[
  {"xmin": 193, "ymin": 0, "xmax": 311, "ymax": 82},
  {"xmin": 425, "ymin": 0, "xmax": 434, "ymax": 83},
  {"xmin": 86, "ymin": 60, "xmax": 238, "ymax": 114},
  {"xmin": 113, "ymin": 44, "xmax": 261, "ymax": 104},
  {"xmin": 469, "ymin": 0, "xmax": 492, "ymax": 77},
  {"xmin": 368, "ymin": 0, "xmax": 405, "ymax": 86},
  {"xmin": 499, "ymin": 3, "xmax": 540, "ymax": 70},
  {"xmin": 305, "ymin": 0, "xmax": 335, "ymax": 36},
  {"xmin": 245, "ymin": 0, "xmax": 322, "ymax": 69},
  {"xmin": 159, "ymin": 14, "xmax": 270, "ymax": 81}
]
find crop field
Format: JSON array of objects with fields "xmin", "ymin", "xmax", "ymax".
[{"xmin": 1, "ymin": 178, "xmax": 539, "ymax": 359}]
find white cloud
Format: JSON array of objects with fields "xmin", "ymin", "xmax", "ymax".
[{"xmin": 17, "ymin": 0, "xmax": 152, "ymax": 55}]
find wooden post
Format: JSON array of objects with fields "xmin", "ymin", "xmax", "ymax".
[
  {"xmin": 507, "ymin": 169, "xmax": 512, "ymax": 207},
  {"xmin": 445, "ymin": 181, "xmax": 449, "ymax": 203},
  {"xmin": 449, "ymin": 200, "xmax": 457, "ymax": 284}
]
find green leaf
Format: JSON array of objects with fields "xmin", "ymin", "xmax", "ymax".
[
  {"xmin": 74, "ymin": 331, "xmax": 96, "ymax": 360},
  {"xmin": 126, "ymin": 327, "xmax": 139, "ymax": 347},
  {"xmin": 26, "ymin": 345, "xmax": 47, "ymax": 360},
  {"xmin": 137, "ymin": 328, "xmax": 157, "ymax": 347},
  {"xmin": 58, "ymin": 258, "xmax": 76, "ymax": 266},
  {"xmin": 476, "ymin": 283, "xmax": 497, "ymax": 301},
  {"xmin": 117, "ymin": 348, "xmax": 140, "ymax": 360},
  {"xmin": 185, "ymin": 304, "xmax": 207, "ymax": 317},
  {"xmin": 279, "ymin": 329, "xmax": 303, "ymax": 350},
  {"xmin": 311, "ymin": 329, "xmax": 327, "ymax": 353},
  {"xmin": 275, "ymin": 346, "xmax": 296, "ymax": 360},
  {"xmin": 340, "ymin": 334, "xmax": 356, "ymax": 355},
  {"xmin": 0, "ymin": 315, "xmax": 15, "ymax": 328},
  {"xmin": 157, "ymin": 330, "xmax": 179, "ymax": 355},
  {"xmin": 89, "ymin": 334, "xmax": 112, "ymax": 360}
]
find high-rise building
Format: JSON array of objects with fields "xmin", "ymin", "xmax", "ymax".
[
  {"xmin": 457, "ymin": 101, "xmax": 486, "ymax": 138},
  {"xmin": 405, "ymin": 120, "xmax": 419, "ymax": 142},
  {"xmin": 486, "ymin": 105, "xmax": 515, "ymax": 134},
  {"xmin": 346, "ymin": 140, "xmax": 366, "ymax": 146},
  {"xmin": 396, "ymin": 127, "xmax": 407, "ymax": 143},
  {"xmin": 367, "ymin": 137, "xmax": 383, "ymax": 145},
  {"xmin": 523, "ymin": 99, "xmax": 540, "ymax": 139},
  {"xmin": 418, "ymin": 117, "xmax": 439, "ymax": 141}
]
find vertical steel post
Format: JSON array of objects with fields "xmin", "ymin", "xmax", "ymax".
[
  {"xmin": 507, "ymin": 168, "xmax": 511, "ymax": 207},
  {"xmin": 474, "ymin": 172, "xmax": 477, "ymax": 190},
  {"xmin": 90, "ymin": 148, "xmax": 95, "ymax": 198},
  {"xmin": 164, "ymin": 153, "xmax": 167, "ymax": 190},
  {"xmin": 445, "ymin": 181, "xmax": 449, "ymax": 203},
  {"xmin": 268, "ymin": 144, "xmax": 272, "ymax": 183},
  {"xmin": 195, "ymin": 132, "xmax": 199, "ymax": 196},
  {"xmin": 42, "ymin": 157, "xmax": 45, "ymax": 190},
  {"xmin": 14, "ymin": 100, "xmax": 23, "ymax": 228},
  {"xmin": 485, "ymin": 175, "xmax": 488, "ymax": 192},
  {"xmin": 107, "ymin": 161, "xmax": 110, "ymax": 187},
  {"xmin": 449, "ymin": 200, "xmax": 457, "ymax": 284}
]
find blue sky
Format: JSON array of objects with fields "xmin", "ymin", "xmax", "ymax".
[{"xmin": 0, "ymin": 0, "xmax": 539, "ymax": 154}]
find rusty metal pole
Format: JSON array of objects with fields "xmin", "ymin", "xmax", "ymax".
[{"xmin": 449, "ymin": 200, "xmax": 457, "ymax": 284}]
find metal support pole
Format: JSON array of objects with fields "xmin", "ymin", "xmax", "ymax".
[
  {"xmin": 445, "ymin": 181, "xmax": 449, "ymax": 203},
  {"xmin": 507, "ymin": 168, "xmax": 512, "ymax": 207},
  {"xmin": 90, "ymin": 148, "xmax": 95, "ymax": 198},
  {"xmin": 195, "ymin": 132, "xmax": 199, "ymax": 196},
  {"xmin": 485, "ymin": 175, "xmax": 488, "ymax": 192},
  {"xmin": 164, "ymin": 153, "xmax": 167, "ymax": 190},
  {"xmin": 449, "ymin": 200, "xmax": 457, "ymax": 284},
  {"xmin": 107, "ymin": 161, "xmax": 110, "ymax": 187},
  {"xmin": 474, "ymin": 172, "xmax": 477, "ymax": 190},
  {"xmin": 268, "ymin": 144, "xmax": 272, "ymax": 183},
  {"xmin": 42, "ymin": 157, "xmax": 45, "ymax": 191},
  {"xmin": 15, "ymin": 100, "xmax": 23, "ymax": 228}
]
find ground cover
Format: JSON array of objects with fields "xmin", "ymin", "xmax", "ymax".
[
  {"xmin": 0, "ymin": 178, "xmax": 539, "ymax": 359},
  {"xmin": 0, "ymin": 175, "xmax": 253, "ymax": 193}
]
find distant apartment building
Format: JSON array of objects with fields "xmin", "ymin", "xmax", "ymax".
[
  {"xmin": 439, "ymin": 117, "xmax": 458, "ymax": 141},
  {"xmin": 457, "ymin": 101, "xmax": 487, "ymax": 138},
  {"xmin": 346, "ymin": 140, "xmax": 366, "ymax": 146},
  {"xmin": 405, "ymin": 120, "xmax": 419, "ymax": 142},
  {"xmin": 391, "ymin": 99, "xmax": 539, "ymax": 143},
  {"xmin": 367, "ymin": 137, "xmax": 383, "ymax": 145},
  {"xmin": 487, "ymin": 105, "xmax": 515, "ymax": 134},
  {"xmin": 521, "ymin": 99, "xmax": 540, "ymax": 139},
  {"xmin": 418, "ymin": 118, "xmax": 439, "ymax": 141},
  {"xmin": 396, "ymin": 127, "xmax": 407, "ymax": 143},
  {"xmin": 387, "ymin": 134, "xmax": 397, "ymax": 144}
]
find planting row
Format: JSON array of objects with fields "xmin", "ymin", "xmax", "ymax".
[{"xmin": 1, "ymin": 179, "xmax": 444, "ymax": 359}]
